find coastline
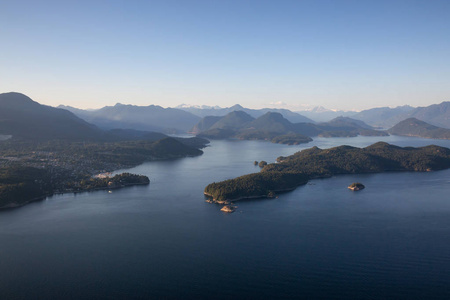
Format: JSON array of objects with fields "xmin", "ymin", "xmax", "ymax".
[
  {"xmin": 204, "ymin": 185, "xmax": 300, "ymax": 203},
  {"xmin": 0, "ymin": 181, "xmax": 150, "ymax": 211}
]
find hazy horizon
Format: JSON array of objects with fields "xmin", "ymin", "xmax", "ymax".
[
  {"xmin": 55, "ymin": 97, "xmax": 419, "ymax": 113},
  {"xmin": 1, "ymin": 0, "xmax": 449, "ymax": 111},
  {"xmin": 4, "ymin": 90, "xmax": 428, "ymax": 113}
]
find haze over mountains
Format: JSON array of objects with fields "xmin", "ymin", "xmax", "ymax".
[
  {"xmin": 60, "ymin": 103, "xmax": 201, "ymax": 133},
  {"xmin": 55, "ymin": 98, "xmax": 450, "ymax": 136},
  {"xmin": 295, "ymin": 106, "xmax": 357, "ymax": 122},
  {"xmin": 351, "ymin": 105, "xmax": 415, "ymax": 128},
  {"xmin": 0, "ymin": 92, "xmax": 207, "ymax": 147},
  {"xmin": 192, "ymin": 110, "xmax": 387, "ymax": 144},
  {"xmin": 2, "ymin": 92, "xmax": 450, "ymax": 141},
  {"xmin": 177, "ymin": 104, "xmax": 314, "ymax": 123},
  {"xmin": 351, "ymin": 102, "xmax": 450, "ymax": 129}
]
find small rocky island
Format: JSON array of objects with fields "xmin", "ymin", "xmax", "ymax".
[
  {"xmin": 220, "ymin": 205, "xmax": 237, "ymax": 213},
  {"xmin": 204, "ymin": 142, "xmax": 450, "ymax": 202},
  {"xmin": 348, "ymin": 182, "xmax": 365, "ymax": 191}
]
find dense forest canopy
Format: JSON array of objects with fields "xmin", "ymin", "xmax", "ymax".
[{"xmin": 205, "ymin": 142, "xmax": 450, "ymax": 201}]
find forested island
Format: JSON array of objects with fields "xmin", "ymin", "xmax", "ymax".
[{"xmin": 204, "ymin": 142, "xmax": 450, "ymax": 202}]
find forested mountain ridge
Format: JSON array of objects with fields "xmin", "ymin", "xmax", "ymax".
[
  {"xmin": 352, "ymin": 102, "xmax": 450, "ymax": 129},
  {"xmin": 388, "ymin": 118, "xmax": 450, "ymax": 139},
  {"xmin": 351, "ymin": 105, "xmax": 415, "ymax": 128},
  {"xmin": 196, "ymin": 111, "xmax": 312, "ymax": 145},
  {"xmin": 408, "ymin": 102, "xmax": 450, "ymax": 129},
  {"xmin": 194, "ymin": 111, "xmax": 387, "ymax": 143},
  {"xmin": 178, "ymin": 103, "xmax": 314, "ymax": 123},
  {"xmin": 0, "ymin": 92, "xmax": 104, "ymax": 140}
]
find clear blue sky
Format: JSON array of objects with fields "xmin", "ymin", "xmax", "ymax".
[{"xmin": 1, "ymin": 0, "xmax": 449, "ymax": 111}]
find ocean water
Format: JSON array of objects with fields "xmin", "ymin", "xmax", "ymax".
[{"xmin": 1, "ymin": 136, "xmax": 450, "ymax": 299}]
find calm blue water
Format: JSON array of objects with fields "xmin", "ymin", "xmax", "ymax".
[{"xmin": 1, "ymin": 136, "xmax": 450, "ymax": 299}]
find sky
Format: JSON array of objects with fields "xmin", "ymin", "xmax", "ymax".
[{"xmin": 1, "ymin": 0, "xmax": 449, "ymax": 111}]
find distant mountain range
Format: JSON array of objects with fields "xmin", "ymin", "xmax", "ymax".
[
  {"xmin": 407, "ymin": 102, "xmax": 450, "ymax": 129},
  {"xmin": 296, "ymin": 106, "xmax": 357, "ymax": 122},
  {"xmin": 59, "ymin": 98, "xmax": 450, "ymax": 134},
  {"xmin": 352, "ymin": 102, "xmax": 450, "ymax": 129},
  {"xmin": 193, "ymin": 111, "xmax": 386, "ymax": 144},
  {"xmin": 0, "ymin": 92, "xmax": 208, "ymax": 148},
  {"xmin": 351, "ymin": 105, "xmax": 415, "ymax": 128},
  {"xmin": 181, "ymin": 101, "xmax": 450, "ymax": 130},
  {"xmin": 60, "ymin": 103, "xmax": 201, "ymax": 133},
  {"xmin": 3, "ymin": 91, "xmax": 450, "ymax": 140},
  {"xmin": 177, "ymin": 104, "xmax": 314, "ymax": 124}
]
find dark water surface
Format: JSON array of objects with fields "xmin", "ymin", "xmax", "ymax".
[{"xmin": 1, "ymin": 136, "xmax": 450, "ymax": 299}]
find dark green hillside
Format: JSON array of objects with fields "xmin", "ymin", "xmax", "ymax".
[
  {"xmin": 209, "ymin": 111, "xmax": 254, "ymax": 130},
  {"xmin": 408, "ymin": 102, "xmax": 450, "ymax": 128},
  {"xmin": 172, "ymin": 137, "xmax": 210, "ymax": 149},
  {"xmin": 194, "ymin": 111, "xmax": 386, "ymax": 142},
  {"xmin": 267, "ymin": 142, "xmax": 450, "ymax": 175},
  {"xmin": 0, "ymin": 166, "xmax": 55, "ymax": 208},
  {"xmin": 234, "ymin": 129, "xmax": 279, "ymax": 140},
  {"xmin": 388, "ymin": 118, "xmax": 450, "ymax": 139},
  {"xmin": 325, "ymin": 117, "xmax": 373, "ymax": 130},
  {"xmin": 190, "ymin": 116, "xmax": 222, "ymax": 133},
  {"xmin": 243, "ymin": 112, "xmax": 294, "ymax": 133},
  {"xmin": 291, "ymin": 122, "xmax": 323, "ymax": 136},
  {"xmin": 197, "ymin": 112, "xmax": 313, "ymax": 145},
  {"xmin": 0, "ymin": 92, "xmax": 104, "ymax": 141},
  {"xmin": 146, "ymin": 137, "xmax": 203, "ymax": 157},
  {"xmin": 205, "ymin": 142, "xmax": 450, "ymax": 201},
  {"xmin": 107, "ymin": 129, "xmax": 167, "ymax": 141},
  {"xmin": 198, "ymin": 128, "xmax": 236, "ymax": 139},
  {"xmin": 315, "ymin": 117, "xmax": 388, "ymax": 137}
]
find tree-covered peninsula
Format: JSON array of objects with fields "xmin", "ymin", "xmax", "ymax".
[
  {"xmin": 0, "ymin": 137, "xmax": 207, "ymax": 209},
  {"xmin": 204, "ymin": 142, "xmax": 450, "ymax": 201}
]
